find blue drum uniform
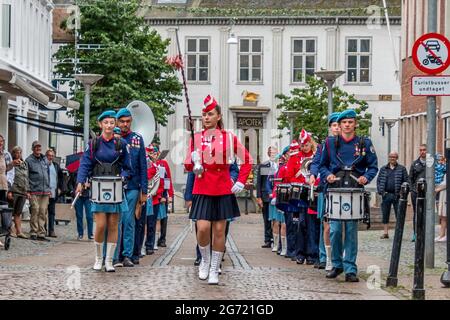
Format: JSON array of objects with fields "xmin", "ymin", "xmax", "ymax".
[
  {"xmin": 77, "ymin": 135, "xmax": 131, "ymax": 213},
  {"xmin": 319, "ymin": 113, "xmax": 378, "ymax": 278}
]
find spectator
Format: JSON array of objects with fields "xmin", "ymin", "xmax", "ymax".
[
  {"xmin": 26, "ymin": 141, "xmax": 51, "ymax": 241},
  {"xmin": 46, "ymin": 149, "xmax": 64, "ymax": 238},
  {"xmin": 68, "ymin": 171, "xmax": 93, "ymax": 241},
  {"xmin": 435, "ymin": 154, "xmax": 446, "ymax": 186},
  {"xmin": 7, "ymin": 146, "xmax": 29, "ymax": 239},
  {"xmin": 0, "ymin": 134, "xmax": 13, "ymax": 203},
  {"xmin": 376, "ymin": 151, "xmax": 408, "ymax": 239},
  {"xmin": 436, "ymin": 174, "xmax": 447, "ymax": 242},
  {"xmin": 409, "ymin": 144, "xmax": 427, "ymax": 242}
]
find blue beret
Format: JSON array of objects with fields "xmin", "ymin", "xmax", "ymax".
[
  {"xmin": 337, "ymin": 109, "xmax": 357, "ymax": 122},
  {"xmin": 97, "ymin": 110, "xmax": 116, "ymax": 121},
  {"xmin": 116, "ymin": 108, "xmax": 132, "ymax": 119},
  {"xmin": 328, "ymin": 112, "xmax": 341, "ymax": 125},
  {"xmin": 113, "ymin": 127, "xmax": 121, "ymax": 134}
]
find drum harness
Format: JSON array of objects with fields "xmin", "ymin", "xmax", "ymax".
[
  {"xmin": 90, "ymin": 136, "xmax": 123, "ymax": 177},
  {"xmin": 326, "ymin": 135, "xmax": 371, "ymax": 228}
]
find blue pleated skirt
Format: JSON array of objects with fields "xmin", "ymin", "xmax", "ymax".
[
  {"xmin": 268, "ymin": 204, "xmax": 285, "ymax": 223},
  {"xmin": 157, "ymin": 203, "xmax": 167, "ymax": 220},
  {"xmin": 146, "ymin": 199, "xmax": 154, "ymax": 216},
  {"xmin": 91, "ymin": 192, "xmax": 128, "ymax": 214},
  {"xmin": 317, "ymin": 192, "xmax": 325, "ymax": 220}
]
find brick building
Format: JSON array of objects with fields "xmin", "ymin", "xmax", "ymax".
[{"xmin": 400, "ymin": 0, "xmax": 450, "ymax": 167}]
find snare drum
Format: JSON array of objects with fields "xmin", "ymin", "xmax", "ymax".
[
  {"xmin": 276, "ymin": 184, "xmax": 291, "ymax": 212},
  {"xmin": 325, "ymin": 188, "xmax": 365, "ymax": 221},
  {"xmin": 91, "ymin": 176, "xmax": 123, "ymax": 204},
  {"xmin": 289, "ymin": 183, "xmax": 309, "ymax": 207}
]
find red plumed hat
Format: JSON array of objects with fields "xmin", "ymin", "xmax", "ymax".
[{"xmin": 203, "ymin": 95, "xmax": 218, "ymax": 112}]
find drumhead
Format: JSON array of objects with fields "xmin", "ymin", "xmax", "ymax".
[{"xmin": 327, "ymin": 188, "xmax": 364, "ymax": 193}]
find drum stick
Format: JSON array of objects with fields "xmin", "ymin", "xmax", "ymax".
[
  {"xmin": 350, "ymin": 174, "xmax": 359, "ymax": 182},
  {"xmin": 71, "ymin": 192, "xmax": 81, "ymax": 209}
]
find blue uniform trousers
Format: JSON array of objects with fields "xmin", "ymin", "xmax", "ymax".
[
  {"xmin": 145, "ymin": 204, "xmax": 159, "ymax": 250},
  {"xmin": 294, "ymin": 207, "xmax": 307, "ymax": 260},
  {"xmin": 118, "ymin": 189, "xmax": 139, "ymax": 259},
  {"xmin": 306, "ymin": 213, "xmax": 320, "ymax": 262},
  {"xmin": 132, "ymin": 203, "xmax": 147, "ymax": 261},
  {"xmin": 284, "ymin": 211, "xmax": 297, "ymax": 257},
  {"xmin": 319, "ymin": 220, "xmax": 327, "ymax": 263},
  {"xmin": 330, "ymin": 220, "xmax": 358, "ymax": 274}
]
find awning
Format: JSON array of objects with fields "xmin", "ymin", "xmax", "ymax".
[
  {"xmin": 9, "ymin": 114, "xmax": 83, "ymax": 137},
  {"xmin": 0, "ymin": 69, "xmax": 80, "ymax": 110}
]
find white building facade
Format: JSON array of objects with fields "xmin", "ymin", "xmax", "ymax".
[{"xmin": 147, "ymin": 16, "xmax": 402, "ymax": 191}]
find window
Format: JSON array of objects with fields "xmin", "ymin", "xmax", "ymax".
[
  {"xmin": 1, "ymin": 4, "xmax": 11, "ymax": 48},
  {"xmin": 291, "ymin": 38, "xmax": 316, "ymax": 83},
  {"xmin": 184, "ymin": 116, "xmax": 202, "ymax": 132},
  {"xmin": 346, "ymin": 38, "xmax": 372, "ymax": 84},
  {"xmin": 186, "ymin": 38, "xmax": 210, "ymax": 82},
  {"xmin": 239, "ymin": 38, "xmax": 263, "ymax": 82}
]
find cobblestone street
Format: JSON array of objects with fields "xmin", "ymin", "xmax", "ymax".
[{"xmin": 0, "ymin": 213, "xmax": 401, "ymax": 300}]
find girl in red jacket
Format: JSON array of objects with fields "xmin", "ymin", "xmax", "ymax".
[{"xmin": 184, "ymin": 95, "xmax": 253, "ymax": 285}]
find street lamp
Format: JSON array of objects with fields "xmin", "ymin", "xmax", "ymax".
[
  {"xmin": 73, "ymin": 74, "xmax": 104, "ymax": 146},
  {"xmin": 379, "ymin": 117, "xmax": 398, "ymax": 155},
  {"xmin": 314, "ymin": 70, "xmax": 345, "ymax": 122},
  {"xmin": 282, "ymin": 110, "xmax": 302, "ymax": 141}
]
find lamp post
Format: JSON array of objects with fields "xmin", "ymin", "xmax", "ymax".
[
  {"xmin": 73, "ymin": 74, "xmax": 104, "ymax": 146},
  {"xmin": 379, "ymin": 117, "xmax": 398, "ymax": 155},
  {"xmin": 282, "ymin": 110, "xmax": 302, "ymax": 141},
  {"xmin": 314, "ymin": 70, "xmax": 345, "ymax": 121}
]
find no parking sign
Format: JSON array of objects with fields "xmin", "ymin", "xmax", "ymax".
[{"xmin": 412, "ymin": 33, "xmax": 450, "ymax": 74}]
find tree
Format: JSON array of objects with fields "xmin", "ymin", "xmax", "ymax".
[
  {"xmin": 276, "ymin": 76, "xmax": 372, "ymax": 142},
  {"xmin": 54, "ymin": 0, "xmax": 182, "ymax": 131}
]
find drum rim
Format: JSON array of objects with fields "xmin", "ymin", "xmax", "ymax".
[
  {"xmin": 327, "ymin": 188, "xmax": 364, "ymax": 192},
  {"xmin": 91, "ymin": 176, "xmax": 123, "ymax": 181}
]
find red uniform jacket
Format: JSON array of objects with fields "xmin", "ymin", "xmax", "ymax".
[
  {"xmin": 156, "ymin": 159, "xmax": 174, "ymax": 198},
  {"xmin": 147, "ymin": 161, "xmax": 161, "ymax": 205},
  {"xmin": 271, "ymin": 163, "xmax": 290, "ymax": 199},
  {"xmin": 184, "ymin": 129, "xmax": 253, "ymax": 196},
  {"xmin": 286, "ymin": 150, "xmax": 315, "ymax": 184}
]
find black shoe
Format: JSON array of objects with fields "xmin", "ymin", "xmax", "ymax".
[
  {"xmin": 290, "ymin": 256, "xmax": 297, "ymax": 261},
  {"xmin": 131, "ymin": 258, "xmax": 139, "ymax": 265},
  {"xmin": 345, "ymin": 273, "xmax": 359, "ymax": 282},
  {"xmin": 326, "ymin": 268, "xmax": 344, "ymax": 279},
  {"xmin": 146, "ymin": 249, "xmax": 154, "ymax": 255},
  {"xmin": 37, "ymin": 236, "xmax": 50, "ymax": 242},
  {"xmin": 306, "ymin": 259, "xmax": 316, "ymax": 265},
  {"xmin": 123, "ymin": 257, "xmax": 134, "ymax": 267},
  {"xmin": 318, "ymin": 262, "xmax": 326, "ymax": 270},
  {"xmin": 261, "ymin": 242, "xmax": 271, "ymax": 248},
  {"xmin": 194, "ymin": 257, "xmax": 201, "ymax": 266},
  {"xmin": 158, "ymin": 241, "xmax": 167, "ymax": 247},
  {"xmin": 29, "ymin": 235, "xmax": 37, "ymax": 241},
  {"xmin": 296, "ymin": 258, "xmax": 305, "ymax": 265},
  {"xmin": 314, "ymin": 261, "xmax": 320, "ymax": 268}
]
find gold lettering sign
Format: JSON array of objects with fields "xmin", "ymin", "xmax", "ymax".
[{"xmin": 237, "ymin": 117, "xmax": 263, "ymax": 128}]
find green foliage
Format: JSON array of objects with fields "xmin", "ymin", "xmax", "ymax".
[
  {"xmin": 54, "ymin": 0, "xmax": 182, "ymax": 130},
  {"xmin": 276, "ymin": 76, "xmax": 372, "ymax": 142}
]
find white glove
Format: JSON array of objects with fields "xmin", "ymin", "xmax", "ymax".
[
  {"xmin": 270, "ymin": 197, "xmax": 276, "ymax": 205},
  {"xmin": 191, "ymin": 151, "xmax": 201, "ymax": 163},
  {"xmin": 231, "ymin": 181, "xmax": 245, "ymax": 194}
]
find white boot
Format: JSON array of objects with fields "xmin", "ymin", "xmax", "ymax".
[
  {"xmin": 208, "ymin": 251, "xmax": 224, "ymax": 285},
  {"xmin": 141, "ymin": 236, "xmax": 146, "ymax": 256},
  {"xmin": 198, "ymin": 244, "xmax": 211, "ymax": 280},
  {"xmin": 154, "ymin": 233, "xmax": 159, "ymax": 250},
  {"xmin": 280, "ymin": 236, "xmax": 287, "ymax": 256},
  {"xmin": 272, "ymin": 233, "xmax": 279, "ymax": 252},
  {"xmin": 105, "ymin": 243, "xmax": 117, "ymax": 272},
  {"xmin": 93, "ymin": 242, "xmax": 103, "ymax": 271},
  {"xmin": 325, "ymin": 245, "xmax": 332, "ymax": 271}
]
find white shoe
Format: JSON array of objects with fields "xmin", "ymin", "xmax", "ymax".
[
  {"xmin": 325, "ymin": 245, "xmax": 332, "ymax": 271},
  {"xmin": 280, "ymin": 236, "xmax": 287, "ymax": 256},
  {"xmin": 93, "ymin": 242, "xmax": 103, "ymax": 271},
  {"xmin": 198, "ymin": 244, "xmax": 211, "ymax": 280},
  {"xmin": 272, "ymin": 234, "xmax": 279, "ymax": 252},
  {"xmin": 437, "ymin": 236, "xmax": 447, "ymax": 242},
  {"xmin": 208, "ymin": 251, "xmax": 224, "ymax": 285},
  {"xmin": 105, "ymin": 243, "xmax": 117, "ymax": 272}
]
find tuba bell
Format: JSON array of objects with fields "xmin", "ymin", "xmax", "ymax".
[{"xmin": 126, "ymin": 100, "xmax": 156, "ymax": 146}]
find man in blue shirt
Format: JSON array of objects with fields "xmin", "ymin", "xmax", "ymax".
[
  {"xmin": 319, "ymin": 109, "xmax": 378, "ymax": 282},
  {"xmin": 114, "ymin": 108, "xmax": 148, "ymax": 267}
]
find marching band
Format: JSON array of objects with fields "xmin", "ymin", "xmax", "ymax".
[{"xmin": 74, "ymin": 94, "xmax": 378, "ymax": 287}]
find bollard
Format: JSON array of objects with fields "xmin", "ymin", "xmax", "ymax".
[
  {"xmin": 441, "ymin": 148, "xmax": 450, "ymax": 287},
  {"xmin": 386, "ymin": 182, "xmax": 410, "ymax": 287},
  {"xmin": 412, "ymin": 178, "xmax": 426, "ymax": 300}
]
